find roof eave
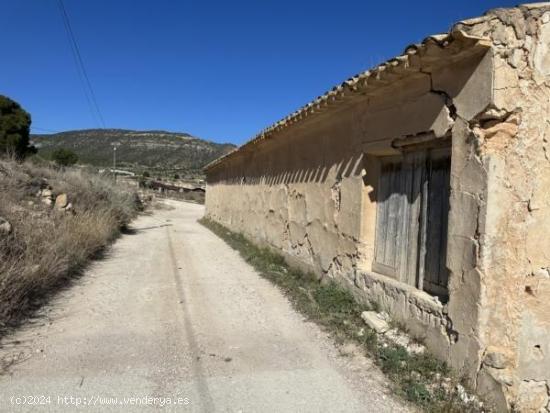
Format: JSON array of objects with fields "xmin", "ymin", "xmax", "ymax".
[{"xmin": 204, "ymin": 30, "xmax": 491, "ymax": 173}]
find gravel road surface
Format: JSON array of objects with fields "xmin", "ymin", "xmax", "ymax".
[{"xmin": 0, "ymin": 200, "xmax": 409, "ymax": 413}]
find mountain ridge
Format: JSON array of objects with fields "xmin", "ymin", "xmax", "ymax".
[{"xmin": 31, "ymin": 129, "xmax": 236, "ymax": 175}]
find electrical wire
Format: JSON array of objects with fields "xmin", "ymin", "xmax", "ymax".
[{"xmin": 57, "ymin": 0, "xmax": 106, "ymax": 128}]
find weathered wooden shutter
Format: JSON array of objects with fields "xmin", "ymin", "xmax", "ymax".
[
  {"xmin": 373, "ymin": 153, "xmax": 425, "ymax": 284},
  {"xmin": 401, "ymin": 151, "xmax": 427, "ymax": 286},
  {"xmin": 420, "ymin": 151, "xmax": 451, "ymax": 297},
  {"xmin": 373, "ymin": 160, "xmax": 403, "ymax": 278},
  {"xmin": 373, "ymin": 147, "xmax": 451, "ymax": 298}
]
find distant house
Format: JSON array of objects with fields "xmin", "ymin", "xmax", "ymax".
[
  {"xmin": 204, "ymin": 5, "xmax": 550, "ymax": 411},
  {"xmin": 98, "ymin": 168, "xmax": 135, "ymax": 177},
  {"xmin": 147, "ymin": 181, "xmax": 205, "ymax": 193},
  {"xmin": 110, "ymin": 169, "xmax": 135, "ymax": 177}
]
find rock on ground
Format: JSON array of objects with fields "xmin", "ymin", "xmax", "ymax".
[
  {"xmin": 0, "ymin": 217, "xmax": 11, "ymax": 235},
  {"xmin": 54, "ymin": 194, "xmax": 68, "ymax": 210},
  {"xmin": 361, "ymin": 311, "xmax": 390, "ymax": 334}
]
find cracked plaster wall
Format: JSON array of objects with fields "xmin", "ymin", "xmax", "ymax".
[
  {"xmin": 205, "ymin": 65, "xmax": 472, "ymax": 283},
  {"xmin": 205, "ymin": 48, "xmax": 490, "ymax": 379},
  {"xmin": 205, "ymin": 5, "xmax": 550, "ymax": 411},
  {"xmin": 453, "ymin": 5, "xmax": 550, "ymax": 412}
]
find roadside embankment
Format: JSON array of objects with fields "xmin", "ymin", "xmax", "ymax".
[{"xmin": 0, "ymin": 158, "xmax": 139, "ymax": 331}]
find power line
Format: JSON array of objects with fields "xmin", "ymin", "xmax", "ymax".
[
  {"xmin": 58, "ymin": 2, "xmax": 97, "ymax": 127},
  {"xmin": 57, "ymin": 0, "xmax": 106, "ymax": 128}
]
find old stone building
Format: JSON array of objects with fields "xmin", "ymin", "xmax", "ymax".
[{"xmin": 204, "ymin": 4, "xmax": 550, "ymax": 411}]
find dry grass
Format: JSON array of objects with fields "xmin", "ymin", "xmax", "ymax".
[{"xmin": 0, "ymin": 157, "xmax": 139, "ymax": 332}]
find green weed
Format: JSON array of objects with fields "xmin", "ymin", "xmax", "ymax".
[{"xmin": 199, "ymin": 217, "xmax": 484, "ymax": 413}]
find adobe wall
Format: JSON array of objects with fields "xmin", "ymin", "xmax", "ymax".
[
  {"xmin": 205, "ymin": 56, "xmax": 487, "ymax": 283},
  {"xmin": 206, "ymin": 46, "xmax": 492, "ymax": 387},
  {"xmin": 205, "ymin": 5, "xmax": 550, "ymax": 411}
]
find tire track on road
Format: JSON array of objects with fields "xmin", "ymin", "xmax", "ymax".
[{"xmin": 166, "ymin": 227, "xmax": 215, "ymax": 413}]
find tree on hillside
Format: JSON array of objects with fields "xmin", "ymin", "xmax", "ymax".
[
  {"xmin": 52, "ymin": 148, "xmax": 79, "ymax": 166},
  {"xmin": 0, "ymin": 95, "xmax": 33, "ymax": 158}
]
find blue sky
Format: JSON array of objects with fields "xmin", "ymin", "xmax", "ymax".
[{"xmin": 3, "ymin": 0, "xmax": 519, "ymax": 145}]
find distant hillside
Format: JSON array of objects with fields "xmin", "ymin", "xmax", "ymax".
[{"xmin": 31, "ymin": 129, "xmax": 235, "ymax": 174}]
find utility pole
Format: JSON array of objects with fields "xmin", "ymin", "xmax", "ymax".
[{"xmin": 112, "ymin": 142, "xmax": 120, "ymax": 183}]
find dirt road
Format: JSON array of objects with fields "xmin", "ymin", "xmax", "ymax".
[{"xmin": 0, "ymin": 200, "xmax": 408, "ymax": 412}]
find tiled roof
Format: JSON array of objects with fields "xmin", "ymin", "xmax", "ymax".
[{"xmin": 204, "ymin": 15, "xmax": 499, "ymax": 171}]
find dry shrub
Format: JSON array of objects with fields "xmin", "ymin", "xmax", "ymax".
[{"xmin": 0, "ymin": 158, "xmax": 139, "ymax": 329}]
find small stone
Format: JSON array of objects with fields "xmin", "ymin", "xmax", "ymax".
[
  {"xmin": 55, "ymin": 193, "xmax": 68, "ymax": 209},
  {"xmin": 41, "ymin": 197, "xmax": 53, "ymax": 206},
  {"xmin": 41, "ymin": 189, "xmax": 52, "ymax": 198},
  {"xmin": 64, "ymin": 202, "xmax": 73, "ymax": 212},
  {"xmin": 385, "ymin": 328, "xmax": 410, "ymax": 346},
  {"xmin": 456, "ymin": 384, "xmax": 475, "ymax": 404},
  {"xmin": 384, "ymin": 328, "xmax": 426, "ymax": 354},
  {"xmin": 0, "ymin": 217, "xmax": 12, "ymax": 235},
  {"xmin": 361, "ymin": 311, "xmax": 390, "ymax": 333}
]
